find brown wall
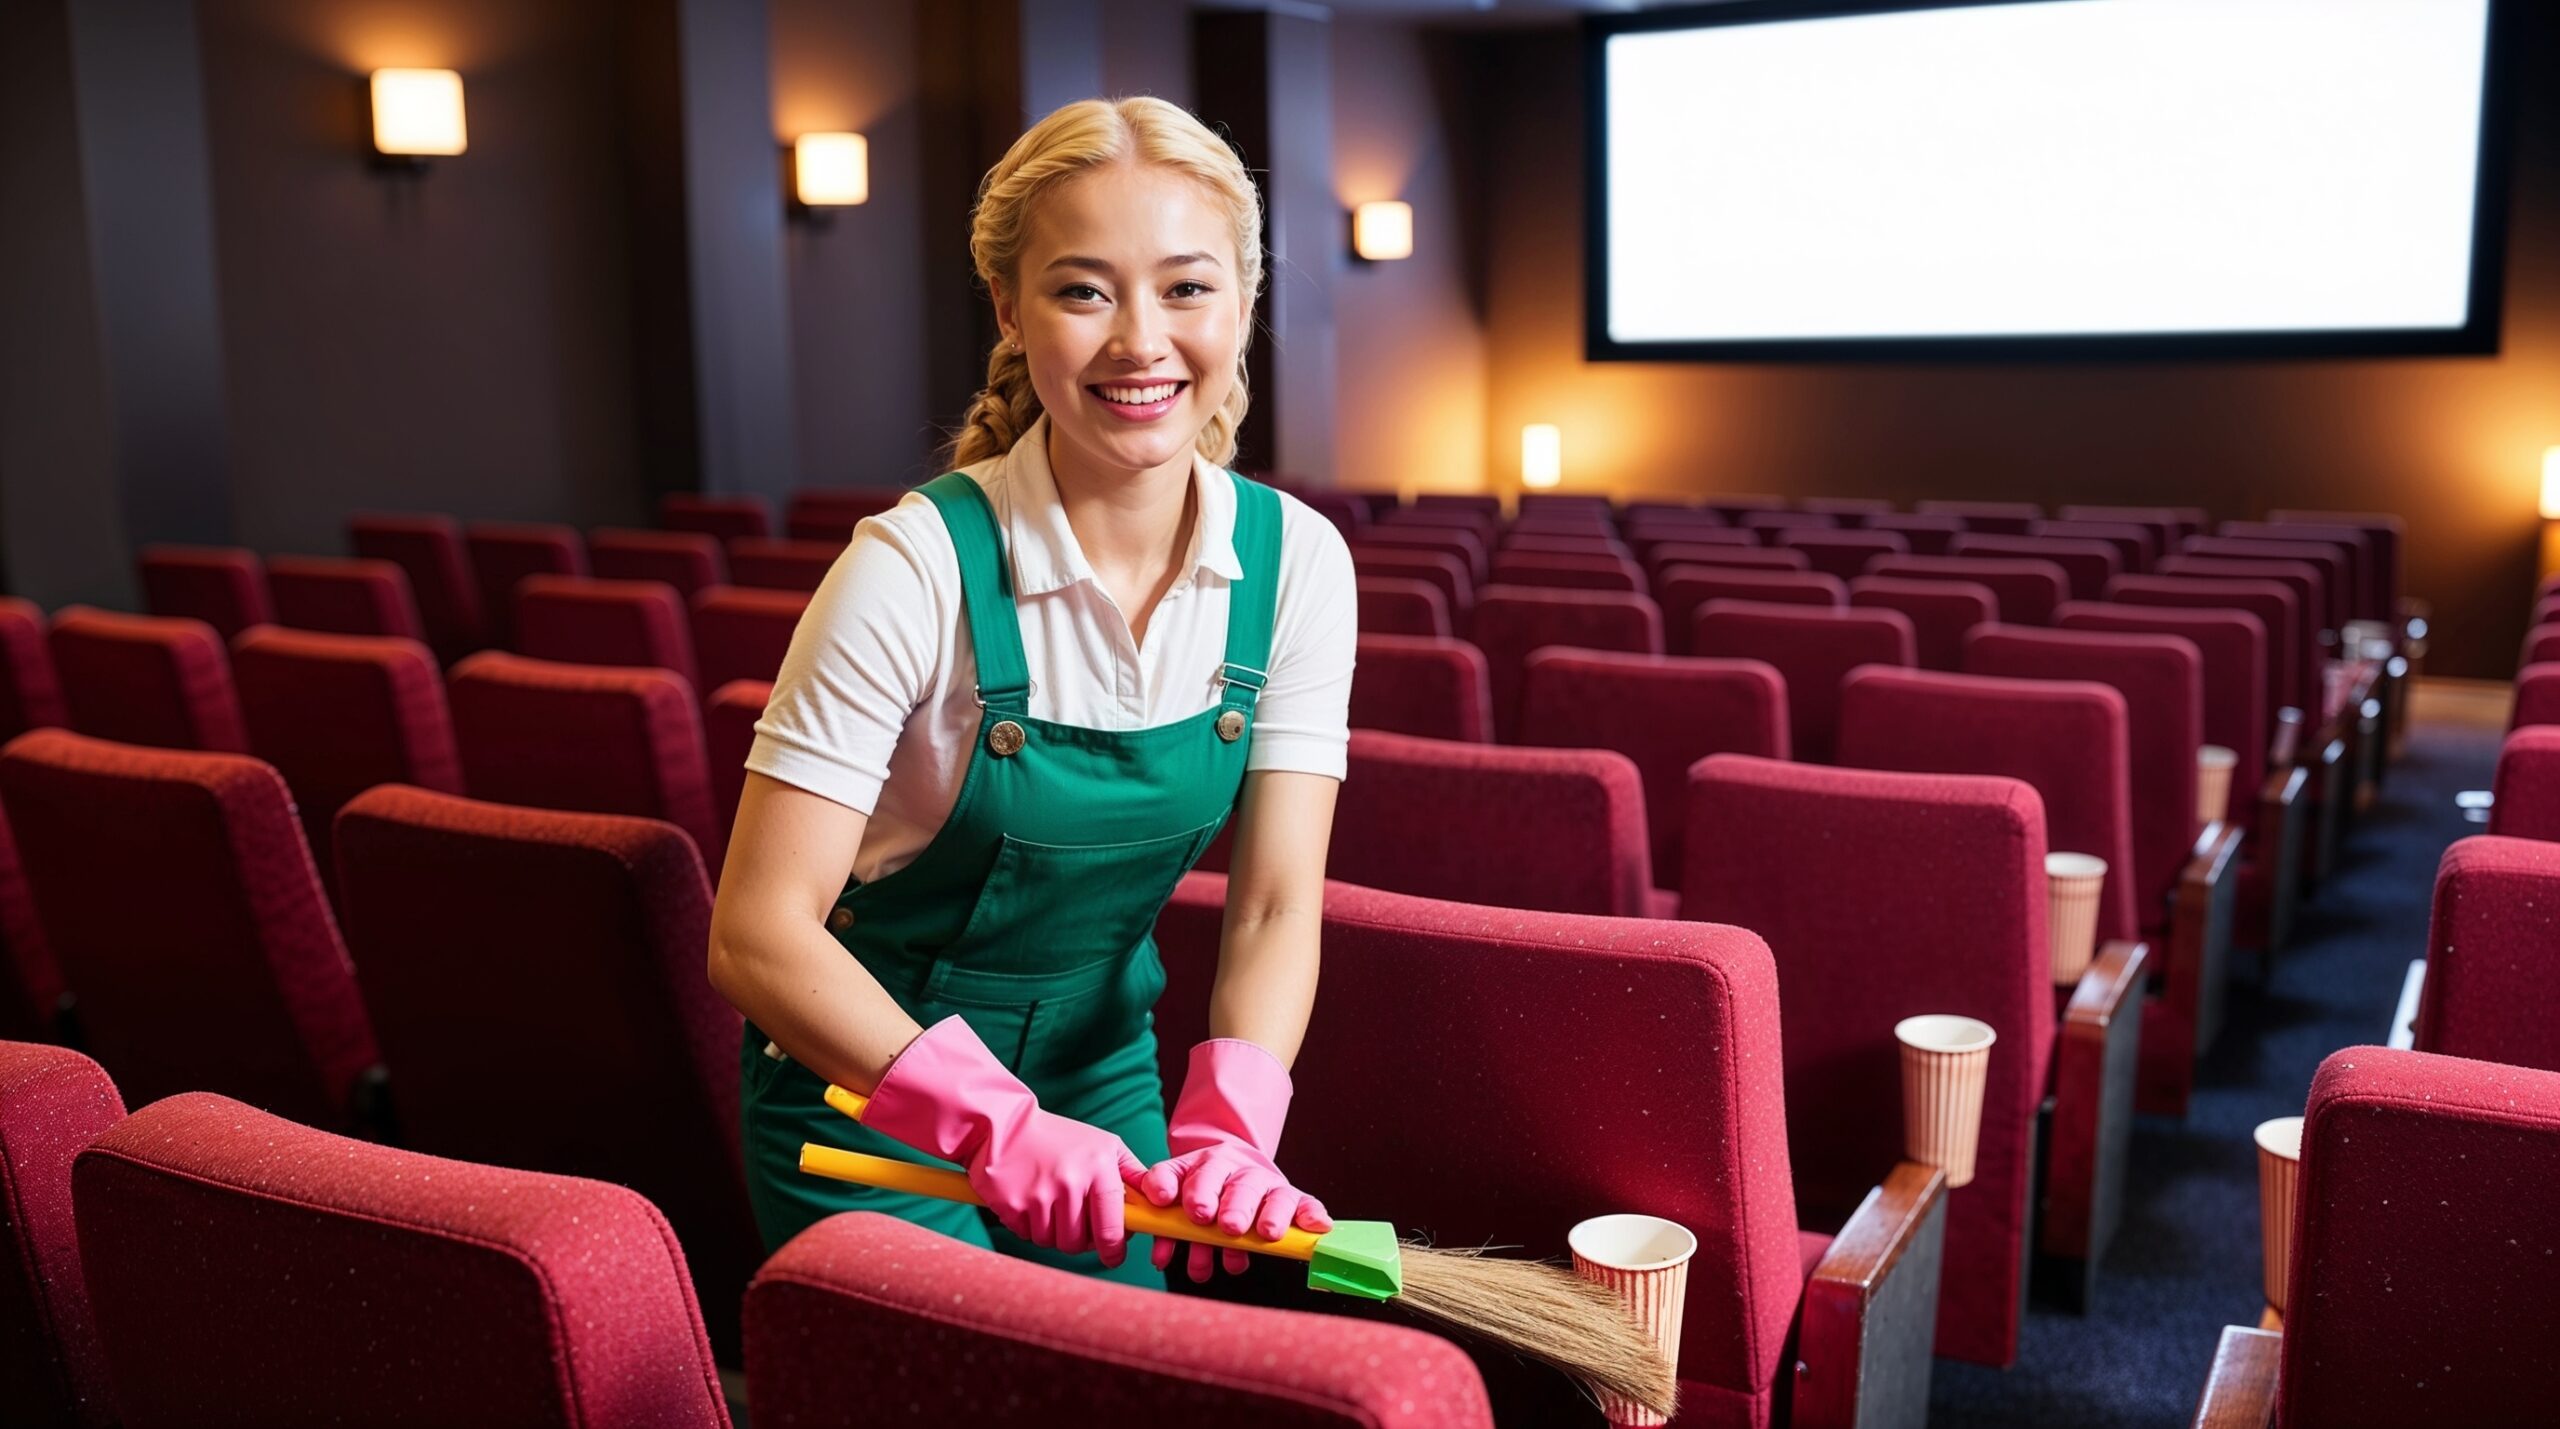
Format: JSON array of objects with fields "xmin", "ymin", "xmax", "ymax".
[
  {"xmin": 1471, "ymin": 21, "xmax": 2560, "ymax": 678},
  {"xmin": 1331, "ymin": 18, "xmax": 1485, "ymax": 499},
  {"xmin": 769, "ymin": 0, "xmax": 937, "ymax": 486},
  {"xmin": 199, "ymin": 0, "xmax": 645, "ymax": 556}
]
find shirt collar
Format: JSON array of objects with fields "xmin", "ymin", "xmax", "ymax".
[{"xmin": 999, "ymin": 413, "xmax": 1244, "ymax": 596}]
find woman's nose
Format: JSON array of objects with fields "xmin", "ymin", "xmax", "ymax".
[{"xmin": 1108, "ymin": 296, "xmax": 1173, "ymax": 363}]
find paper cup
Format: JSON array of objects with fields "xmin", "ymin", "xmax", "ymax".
[
  {"xmin": 1895, "ymin": 1014, "xmax": 1996, "ymax": 1189},
  {"xmin": 2256, "ymin": 1116, "xmax": 2304, "ymax": 1314},
  {"xmin": 2046, "ymin": 852, "xmax": 2107, "ymax": 986},
  {"xmin": 1568, "ymin": 1214, "xmax": 1694, "ymax": 1428},
  {"xmin": 2197, "ymin": 745, "xmax": 2238, "ymax": 828}
]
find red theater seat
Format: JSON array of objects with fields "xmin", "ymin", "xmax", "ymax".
[
  {"xmin": 448, "ymin": 653, "xmax": 722, "ymax": 867},
  {"xmin": 73, "ymin": 1092, "xmax": 730, "ymax": 1428},
  {"xmin": 0, "ymin": 731, "xmax": 380, "ymax": 1127},
  {"xmin": 1868, "ymin": 554, "xmax": 2068, "ymax": 626},
  {"xmin": 1354, "ymin": 526, "xmax": 1487, "ymax": 584},
  {"xmin": 349, "ymin": 513, "xmax": 484, "ymax": 662},
  {"xmin": 1692, "ymin": 601, "xmax": 1913, "ymax": 764},
  {"xmin": 2106, "ymin": 574, "xmax": 2301, "ymax": 721},
  {"xmin": 1776, "ymin": 528, "xmax": 1909, "ymax": 582},
  {"xmin": 0, "ymin": 1041, "xmax": 121, "ymax": 1429},
  {"xmin": 2182, "ymin": 538, "xmax": 2348, "ymax": 634},
  {"xmin": 1296, "ymin": 490, "xmax": 1368, "ymax": 538},
  {"xmin": 1739, "ymin": 509, "xmax": 1839, "ymax": 539},
  {"xmin": 1330, "ymin": 730, "xmax": 1657, "ymax": 916},
  {"xmin": 1348, "ymin": 635, "xmax": 1492, "ymax": 743},
  {"xmin": 0, "ymin": 815, "xmax": 66, "ymax": 1044},
  {"xmin": 661, "ymin": 492, "xmax": 772, "ymax": 543},
  {"xmin": 1657, "ymin": 567, "xmax": 1845, "ymax": 656},
  {"xmin": 514, "ymin": 574, "xmax": 699, "ymax": 689},
  {"xmin": 2033, "ymin": 519, "xmax": 2159, "ymax": 573},
  {"xmin": 1154, "ymin": 874, "xmax": 1947, "ymax": 1427},
  {"xmin": 2514, "ymin": 663, "xmax": 2560, "ymax": 733},
  {"xmin": 1353, "ymin": 575, "xmax": 1451, "ymax": 638},
  {"xmin": 335, "ymin": 785, "xmax": 761, "ymax": 1359},
  {"xmin": 1518, "ymin": 649, "xmax": 1786, "ymax": 887},
  {"xmin": 1499, "ymin": 531, "xmax": 1625, "ymax": 559},
  {"xmin": 1951, "ymin": 534, "xmax": 2121, "ymax": 602},
  {"xmin": 1487, "ymin": 550, "xmax": 1644, "ymax": 593},
  {"xmin": 2269, "ymin": 509, "xmax": 2402, "ymax": 625},
  {"xmin": 1798, "ymin": 496, "xmax": 1894, "ymax": 526},
  {"xmin": 2058, "ymin": 504, "xmax": 2202, "ymax": 552},
  {"xmin": 136, "ymin": 545, "xmax": 270, "ymax": 640},
  {"xmin": 692, "ymin": 585, "xmax": 811, "ymax": 693},
  {"xmin": 2218, "ymin": 522, "xmax": 2374, "ymax": 623},
  {"xmin": 1410, "ymin": 492, "xmax": 1502, "ymax": 520},
  {"xmin": 1465, "ymin": 587, "xmax": 1662, "ymax": 741},
  {"xmin": 1348, "ymin": 547, "xmax": 1473, "ymax": 627},
  {"xmin": 266, "ymin": 556, "xmax": 428, "ymax": 644},
  {"xmin": 2188, "ymin": 1049, "xmax": 2560, "ymax": 1429},
  {"xmin": 233, "ymin": 627, "xmax": 463, "ymax": 882},
  {"xmin": 1684, "ymin": 755, "xmax": 2134, "ymax": 1364},
  {"xmin": 704, "ymin": 679, "xmax": 769, "ymax": 840},
  {"xmin": 1966, "ymin": 625, "xmax": 2238, "ymax": 1115},
  {"xmin": 0, "ymin": 598, "xmax": 66, "ymax": 742},
  {"xmin": 2413, "ymin": 837, "xmax": 2560, "ymax": 1074},
  {"xmin": 785, "ymin": 487, "xmax": 906, "ymax": 543},
  {"xmin": 747, "ymin": 1211, "xmax": 1492, "ymax": 1428},
  {"xmin": 465, "ymin": 521, "xmax": 587, "ymax": 652},
  {"xmin": 1867, "ymin": 512, "xmax": 1967, "ymax": 556},
  {"xmin": 47, "ymin": 607, "xmax": 248, "ymax": 753},
  {"xmin": 1641, "ymin": 543, "xmax": 1809, "ymax": 582},
  {"xmin": 589, "ymin": 527, "xmax": 726, "ymax": 600},
  {"xmin": 1914, "ymin": 499, "xmax": 2041, "ymax": 535},
  {"xmin": 1849, "ymin": 575, "xmax": 1996, "ymax": 671},
  {"xmin": 2490, "ymin": 725, "xmax": 2560, "ymax": 844},
  {"xmin": 724, "ymin": 537, "xmax": 840, "ymax": 594}
]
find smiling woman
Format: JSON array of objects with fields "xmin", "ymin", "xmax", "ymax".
[{"xmin": 710, "ymin": 95, "xmax": 1358, "ymax": 1298}]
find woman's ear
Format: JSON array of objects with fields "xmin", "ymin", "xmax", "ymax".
[{"xmin": 990, "ymin": 278, "xmax": 1018, "ymax": 352}]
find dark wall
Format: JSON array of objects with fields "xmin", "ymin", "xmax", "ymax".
[
  {"xmin": 198, "ymin": 0, "xmax": 645, "ymax": 555},
  {"xmin": 1470, "ymin": 17, "xmax": 2560, "ymax": 678}
]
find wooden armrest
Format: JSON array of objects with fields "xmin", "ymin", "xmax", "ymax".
[
  {"xmin": 2190, "ymin": 1326, "xmax": 2281, "ymax": 1429},
  {"xmin": 2148, "ymin": 821, "xmax": 2246, "ymax": 1111},
  {"xmin": 1796, "ymin": 1161, "xmax": 1947, "ymax": 1429},
  {"xmin": 2183, "ymin": 819, "xmax": 2246, "ymax": 893},
  {"xmin": 2067, "ymin": 938, "xmax": 2148, "ymax": 1026}
]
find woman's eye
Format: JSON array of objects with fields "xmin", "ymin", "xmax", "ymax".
[
  {"xmin": 1059, "ymin": 283, "xmax": 1105, "ymax": 302},
  {"xmin": 1169, "ymin": 281, "xmax": 1213, "ymax": 299}
]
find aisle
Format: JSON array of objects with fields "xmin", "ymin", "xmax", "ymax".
[{"xmin": 1932, "ymin": 686, "xmax": 2505, "ymax": 1427}]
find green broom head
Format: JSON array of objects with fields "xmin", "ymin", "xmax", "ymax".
[{"xmin": 1306, "ymin": 1220, "xmax": 1402, "ymax": 1300}]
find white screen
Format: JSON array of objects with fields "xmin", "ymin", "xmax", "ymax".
[{"xmin": 1601, "ymin": 0, "xmax": 2494, "ymax": 345}]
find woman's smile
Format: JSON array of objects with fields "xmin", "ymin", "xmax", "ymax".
[{"xmin": 1086, "ymin": 377, "xmax": 1189, "ymax": 422}]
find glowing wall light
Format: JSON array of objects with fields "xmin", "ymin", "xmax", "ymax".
[
  {"xmin": 2542, "ymin": 446, "xmax": 2560, "ymax": 521},
  {"xmin": 1352, "ymin": 201, "xmax": 1413, "ymax": 261},
  {"xmin": 1522, "ymin": 424, "xmax": 1561, "ymax": 489},
  {"xmin": 795, "ymin": 133, "xmax": 870, "ymax": 207},
  {"xmin": 370, "ymin": 69, "xmax": 467, "ymax": 158}
]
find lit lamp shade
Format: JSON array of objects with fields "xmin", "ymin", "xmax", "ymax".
[
  {"xmin": 2543, "ymin": 446, "xmax": 2560, "ymax": 521},
  {"xmin": 370, "ymin": 69, "xmax": 467, "ymax": 157},
  {"xmin": 1522, "ymin": 424, "xmax": 1562, "ymax": 490},
  {"xmin": 1353, "ymin": 201, "xmax": 1413, "ymax": 261},
  {"xmin": 796, "ymin": 133, "xmax": 870, "ymax": 207}
]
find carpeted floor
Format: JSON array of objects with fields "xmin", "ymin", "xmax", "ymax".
[{"xmin": 1930, "ymin": 693, "xmax": 2505, "ymax": 1427}]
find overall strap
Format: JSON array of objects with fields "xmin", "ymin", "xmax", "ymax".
[
  {"xmin": 1219, "ymin": 472, "xmax": 1283, "ymax": 717},
  {"xmin": 919, "ymin": 472, "xmax": 1032, "ymax": 714}
]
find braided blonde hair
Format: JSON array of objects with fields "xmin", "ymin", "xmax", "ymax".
[{"xmin": 944, "ymin": 97, "xmax": 1264, "ymax": 471}]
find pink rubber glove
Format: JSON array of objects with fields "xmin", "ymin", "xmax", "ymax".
[
  {"xmin": 862, "ymin": 1015, "xmax": 1148, "ymax": 1267},
  {"xmin": 1138, "ymin": 1038, "xmax": 1333, "ymax": 1282}
]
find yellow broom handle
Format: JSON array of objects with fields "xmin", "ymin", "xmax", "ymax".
[{"xmin": 805, "ymin": 1084, "xmax": 1325, "ymax": 1262}]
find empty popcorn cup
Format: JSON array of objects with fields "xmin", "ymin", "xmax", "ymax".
[
  {"xmin": 2197, "ymin": 745, "xmax": 2238, "ymax": 829},
  {"xmin": 2046, "ymin": 852, "xmax": 2108, "ymax": 986},
  {"xmin": 1896, "ymin": 1014, "xmax": 1996, "ymax": 1188},
  {"xmin": 1568, "ymin": 1213, "xmax": 1695, "ymax": 1428},
  {"xmin": 2256, "ymin": 1115, "xmax": 2304, "ymax": 1314}
]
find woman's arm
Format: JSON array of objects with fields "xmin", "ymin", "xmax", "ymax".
[
  {"xmin": 707, "ymin": 771, "xmax": 921, "ymax": 1093},
  {"xmin": 1204, "ymin": 768, "xmax": 1339, "ymax": 1065}
]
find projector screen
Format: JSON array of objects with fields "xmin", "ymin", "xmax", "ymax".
[{"xmin": 1588, "ymin": 0, "xmax": 2506, "ymax": 359}]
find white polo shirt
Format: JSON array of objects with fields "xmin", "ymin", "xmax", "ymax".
[{"xmin": 747, "ymin": 414, "xmax": 1358, "ymax": 885}]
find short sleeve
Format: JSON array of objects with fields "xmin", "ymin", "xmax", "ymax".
[
  {"xmin": 1243, "ymin": 497, "xmax": 1358, "ymax": 781},
  {"xmin": 745, "ymin": 502, "xmax": 953, "ymax": 814}
]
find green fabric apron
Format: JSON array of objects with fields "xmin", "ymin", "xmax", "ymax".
[{"xmin": 740, "ymin": 466, "xmax": 1280, "ymax": 1288}]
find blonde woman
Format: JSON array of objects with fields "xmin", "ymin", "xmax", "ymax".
[{"xmin": 709, "ymin": 96, "xmax": 1355, "ymax": 1289}]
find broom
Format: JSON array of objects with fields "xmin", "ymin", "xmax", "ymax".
[{"xmin": 803, "ymin": 1084, "xmax": 1678, "ymax": 1421}]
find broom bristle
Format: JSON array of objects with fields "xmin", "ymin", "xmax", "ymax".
[{"xmin": 1391, "ymin": 1241, "xmax": 1678, "ymax": 1420}]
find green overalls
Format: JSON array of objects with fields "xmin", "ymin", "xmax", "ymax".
[{"xmin": 740, "ymin": 466, "xmax": 1281, "ymax": 1289}]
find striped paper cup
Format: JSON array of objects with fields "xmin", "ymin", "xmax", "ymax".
[
  {"xmin": 2256, "ymin": 1115, "xmax": 2304, "ymax": 1314},
  {"xmin": 1568, "ymin": 1213, "xmax": 1695, "ymax": 1428},
  {"xmin": 2046, "ymin": 852, "xmax": 2108, "ymax": 986},
  {"xmin": 2197, "ymin": 745, "xmax": 2238, "ymax": 829},
  {"xmin": 1896, "ymin": 1014, "xmax": 1997, "ymax": 1188}
]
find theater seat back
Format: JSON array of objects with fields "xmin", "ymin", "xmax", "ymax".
[{"xmin": 0, "ymin": 1042, "xmax": 122, "ymax": 1429}]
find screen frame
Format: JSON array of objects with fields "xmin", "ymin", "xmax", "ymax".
[{"xmin": 1581, "ymin": 0, "xmax": 2514, "ymax": 363}]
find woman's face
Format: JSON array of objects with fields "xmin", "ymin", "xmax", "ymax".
[{"xmin": 996, "ymin": 161, "xmax": 1245, "ymax": 483}]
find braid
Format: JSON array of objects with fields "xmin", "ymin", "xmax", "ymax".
[{"xmin": 948, "ymin": 341, "xmax": 1043, "ymax": 470}]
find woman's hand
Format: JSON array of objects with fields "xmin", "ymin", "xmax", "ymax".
[{"xmin": 1138, "ymin": 1037, "xmax": 1329, "ymax": 1281}]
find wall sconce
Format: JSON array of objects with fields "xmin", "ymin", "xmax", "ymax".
[
  {"xmin": 794, "ymin": 133, "xmax": 869, "ymax": 211},
  {"xmin": 1351, "ymin": 201, "xmax": 1412, "ymax": 262},
  {"xmin": 370, "ymin": 69, "xmax": 466, "ymax": 162},
  {"xmin": 2541, "ymin": 446, "xmax": 2560, "ymax": 521},
  {"xmin": 1522, "ymin": 424, "xmax": 1561, "ymax": 490}
]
